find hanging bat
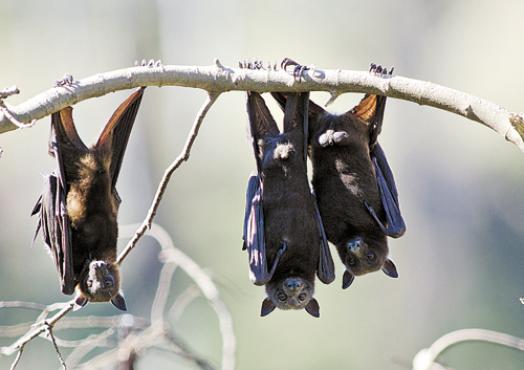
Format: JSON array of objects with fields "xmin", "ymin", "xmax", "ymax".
[
  {"xmin": 32, "ymin": 87, "xmax": 145, "ymax": 310},
  {"xmin": 242, "ymin": 91, "xmax": 335, "ymax": 318},
  {"xmin": 272, "ymin": 61, "xmax": 406, "ymax": 289}
]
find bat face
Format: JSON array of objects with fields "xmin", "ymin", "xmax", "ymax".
[
  {"xmin": 78, "ymin": 260, "xmax": 120, "ymax": 302},
  {"xmin": 259, "ymin": 135, "xmax": 298, "ymax": 172},
  {"xmin": 266, "ymin": 276, "xmax": 314, "ymax": 310},
  {"xmin": 261, "ymin": 277, "xmax": 320, "ymax": 318}
]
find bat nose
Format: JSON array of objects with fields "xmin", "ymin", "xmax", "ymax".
[
  {"xmin": 103, "ymin": 276, "xmax": 114, "ymax": 288},
  {"xmin": 284, "ymin": 278, "xmax": 304, "ymax": 292},
  {"xmin": 347, "ymin": 237, "xmax": 363, "ymax": 253}
]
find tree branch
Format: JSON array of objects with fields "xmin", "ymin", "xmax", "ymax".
[
  {"xmin": 412, "ymin": 328, "xmax": 524, "ymax": 370},
  {"xmin": 1, "ymin": 60, "xmax": 522, "ymax": 151}
]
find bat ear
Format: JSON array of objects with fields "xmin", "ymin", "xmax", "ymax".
[
  {"xmin": 382, "ymin": 259, "xmax": 398, "ymax": 278},
  {"xmin": 342, "ymin": 270, "xmax": 355, "ymax": 289},
  {"xmin": 111, "ymin": 292, "xmax": 127, "ymax": 311},
  {"xmin": 304, "ymin": 298, "xmax": 320, "ymax": 318},
  {"xmin": 73, "ymin": 295, "xmax": 89, "ymax": 311},
  {"xmin": 260, "ymin": 298, "xmax": 276, "ymax": 317}
]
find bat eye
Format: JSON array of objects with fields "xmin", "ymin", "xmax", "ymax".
[
  {"xmin": 277, "ymin": 292, "xmax": 287, "ymax": 302},
  {"xmin": 298, "ymin": 293, "xmax": 307, "ymax": 302},
  {"xmin": 367, "ymin": 252, "xmax": 376, "ymax": 261},
  {"xmin": 97, "ymin": 169, "xmax": 105, "ymax": 175},
  {"xmin": 86, "ymin": 280, "xmax": 93, "ymax": 288}
]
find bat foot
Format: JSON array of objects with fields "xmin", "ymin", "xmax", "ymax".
[
  {"xmin": 135, "ymin": 59, "xmax": 162, "ymax": 67},
  {"xmin": 55, "ymin": 74, "xmax": 76, "ymax": 88},
  {"xmin": 369, "ymin": 63, "xmax": 394, "ymax": 78},
  {"xmin": 281, "ymin": 57, "xmax": 311, "ymax": 82},
  {"xmin": 238, "ymin": 59, "xmax": 276, "ymax": 70}
]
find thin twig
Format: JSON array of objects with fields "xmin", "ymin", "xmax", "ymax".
[
  {"xmin": 45, "ymin": 325, "xmax": 66, "ymax": 370},
  {"xmin": 65, "ymin": 328, "xmax": 116, "ymax": 369},
  {"xmin": 412, "ymin": 328, "xmax": 524, "ymax": 370},
  {"xmin": 9, "ymin": 347, "xmax": 23, "ymax": 370},
  {"xmin": 117, "ymin": 92, "xmax": 220, "ymax": 264}
]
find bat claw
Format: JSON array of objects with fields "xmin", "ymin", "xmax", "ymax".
[
  {"xmin": 280, "ymin": 57, "xmax": 312, "ymax": 82},
  {"xmin": 369, "ymin": 63, "xmax": 395, "ymax": 78},
  {"xmin": 55, "ymin": 74, "xmax": 75, "ymax": 88}
]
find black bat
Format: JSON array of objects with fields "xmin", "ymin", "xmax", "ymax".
[
  {"xmin": 242, "ymin": 91, "xmax": 335, "ymax": 318},
  {"xmin": 272, "ymin": 61, "xmax": 405, "ymax": 289},
  {"xmin": 32, "ymin": 88, "xmax": 145, "ymax": 310}
]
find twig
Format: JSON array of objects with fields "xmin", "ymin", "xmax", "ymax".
[
  {"xmin": 9, "ymin": 347, "xmax": 23, "ymax": 370},
  {"xmin": 0, "ymin": 61, "xmax": 522, "ymax": 151},
  {"xmin": 65, "ymin": 328, "xmax": 116, "ymax": 368},
  {"xmin": 116, "ymin": 92, "xmax": 220, "ymax": 264},
  {"xmin": 45, "ymin": 325, "xmax": 66, "ymax": 370},
  {"xmin": 0, "ymin": 86, "xmax": 19, "ymax": 100},
  {"xmin": 412, "ymin": 328, "xmax": 524, "ymax": 370}
]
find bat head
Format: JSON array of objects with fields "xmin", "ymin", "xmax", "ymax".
[
  {"xmin": 77, "ymin": 260, "xmax": 127, "ymax": 310},
  {"xmin": 340, "ymin": 236, "xmax": 398, "ymax": 288},
  {"xmin": 261, "ymin": 277, "xmax": 320, "ymax": 317}
]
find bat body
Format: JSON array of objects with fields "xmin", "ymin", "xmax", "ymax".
[
  {"xmin": 32, "ymin": 88, "xmax": 145, "ymax": 309},
  {"xmin": 272, "ymin": 63, "xmax": 405, "ymax": 289},
  {"xmin": 243, "ymin": 92, "xmax": 334, "ymax": 317}
]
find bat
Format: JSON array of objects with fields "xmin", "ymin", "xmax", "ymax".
[
  {"xmin": 32, "ymin": 87, "xmax": 145, "ymax": 310},
  {"xmin": 272, "ymin": 61, "xmax": 406, "ymax": 289},
  {"xmin": 242, "ymin": 91, "xmax": 335, "ymax": 318}
]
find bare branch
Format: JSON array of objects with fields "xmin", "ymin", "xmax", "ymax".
[
  {"xmin": 412, "ymin": 328, "xmax": 524, "ymax": 370},
  {"xmin": 116, "ymin": 92, "xmax": 220, "ymax": 264},
  {"xmin": 0, "ymin": 61, "xmax": 522, "ymax": 151}
]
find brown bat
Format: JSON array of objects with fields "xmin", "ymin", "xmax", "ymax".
[
  {"xmin": 32, "ymin": 87, "xmax": 145, "ymax": 310},
  {"xmin": 273, "ymin": 61, "xmax": 406, "ymax": 289},
  {"xmin": 242, "ymin": 91, "xmax": 334, "ymax": 317}
]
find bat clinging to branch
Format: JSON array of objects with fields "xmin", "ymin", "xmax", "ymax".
[
  {"xmin": 32, "ymin": 87, "xmax": 145, "ymax": 310},
  {"xmin": 273, "ymin": 61, "xmax": 406, "ymax": 289},
  {"xmin": 242, "ymin": 91, "xmax": 334, "ymax": 318}
]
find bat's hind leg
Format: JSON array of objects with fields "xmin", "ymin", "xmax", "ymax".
[{"xmin": 281, "ymin": 57, "xmax": 310, "ymax": 81}]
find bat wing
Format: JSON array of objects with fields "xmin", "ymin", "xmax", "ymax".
[
  {"xmin": 32, "ymin": 107, "xmax": 88, "ymax": 295},
  {"xmin": 243, "ymin": 175, "xmax": 272, "ymax": 285},
  {"xmin": 352, "ymin": 94, "xmax": 406, "ymax": 238},
  {"xmin": 32, "ymin": 174, "xmax": 76, "ymax": 294},
  {"xmin": 312, "ymin": 194, "xmax": 335, "ymax": 284},
  {"xmin": 369, "ymin": 143, "xmax": 406, "ymax": 238},
  {"xmin": 96, "ymin": 87, "xmax": 145, "ymax": 193}
]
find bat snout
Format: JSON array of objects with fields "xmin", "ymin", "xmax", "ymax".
[
  {"xmin": 103, "ymin": 276, "xmax": 115, "ymax": 288},
  {"xmin": 346, "ymin": 237, "xmax": 363, "ymax": 253},
  {"xmin": 284, "ymin": 277, "xmax": 304, "ymax": 292}
]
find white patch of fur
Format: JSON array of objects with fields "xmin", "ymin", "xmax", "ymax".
[{"xmin": 273, "ymin": 143, "xmax": 295, "ymax": 160}]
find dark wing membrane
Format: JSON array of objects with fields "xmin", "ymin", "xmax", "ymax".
[
  {"xmin": 243, "ymin": 175, "xmax": 272, "ymax": 286},
  {"xmin": 51, "ymin": 108, "xmax": 88, "ymax": 188},
  {"xmin": 312, "ymin": 194, "xmax": 335, "ymax": 284},
  {"xmin": 370, "ymin": 143, "xmax": 406, "ymax": 237},
  {"xmin": 32, "ymin": 175, "xmax": 76, "ymax": 294},
  {"xmin": 96, "ymin": 87, "xmax": 145, "ymax": 190},
  {"xmin": 246, "ymin": 92, "xmax": 279, "ymax": 172}
]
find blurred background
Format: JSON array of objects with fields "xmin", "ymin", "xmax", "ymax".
[{"xmin": 1, "ymin": 0, "xmax": 523, "ymax": 369}]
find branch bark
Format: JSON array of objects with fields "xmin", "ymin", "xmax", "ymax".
[{"xmin": 1, "ymin": 60, "xmax": 523, "ymax": 151}]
